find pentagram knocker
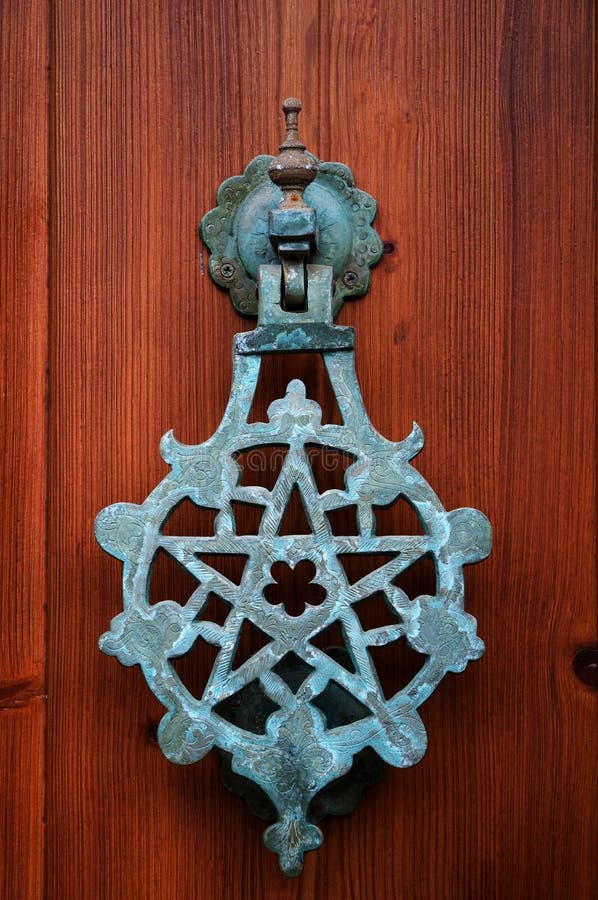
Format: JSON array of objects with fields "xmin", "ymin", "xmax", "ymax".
[{"xmin": 96, "ymin": 99, "xmax": 492, "ymax": 876}]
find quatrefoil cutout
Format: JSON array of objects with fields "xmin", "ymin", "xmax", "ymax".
[{"xmin": 264, "ymin": 559, "xmax": 326, "ymax": 616}]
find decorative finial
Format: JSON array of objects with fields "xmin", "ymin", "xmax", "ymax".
[
  {"xmin": 280, "ymin": 97, "xmax": 305, "ymax": 149},
  {"xmin": 268, "ymin": 98, "xmax": 318, "ymax": 206}
]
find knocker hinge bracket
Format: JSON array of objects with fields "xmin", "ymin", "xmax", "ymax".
[
  {"xmin": 268, "ymin": 205, "xmax": 318, "ymax": 312},
  {"xmin": 239, "ymin": 263, "xmax": 354, "ymax": 355}
]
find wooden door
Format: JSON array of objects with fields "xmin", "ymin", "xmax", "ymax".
[{"xmin": 2, "ymin": 2, "xmax": 595, "ymax": 897}]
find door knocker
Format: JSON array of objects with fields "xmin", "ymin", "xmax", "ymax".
[{"xmin": 96, "ymin": 99, "xmax": 492, "ymax": 876}]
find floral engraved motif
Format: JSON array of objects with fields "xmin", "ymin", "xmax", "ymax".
[
  {"xmin": 255, "ymin": 706, "xmax": 333, "ymax": 797},
  {"xmin": 96, "ymin": 338, "xmax": 491, "ymax": 875},
  {"xmin": 157, "ymin": 707, "xmax": 216, "ymax": 765},
  {"xmin": 95, "ymin": 503, "xmax": 146, "ymax": 563},
  {"xmin": 99, "ymin": 602, "xmax": 195, "ymax": 668},
  {"xmin": 402, "ymin": 596, "xmax": 485, "ymax": 673}
]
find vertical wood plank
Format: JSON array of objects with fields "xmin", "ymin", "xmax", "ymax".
[
  {"xmin": 0, "ymin": 3, "xmax": 48, "ymax": 898},
  {"xmin": 322, "ymin": 5, "xmax": 508, "ymax": 894},
  {"xmin": 322, "ymin": 1, "xmax": 596, "ymax": 898},
  {"xmin": 0, "ymin": 702, "xmax": 45, "ymax": 899},
  {"xmin": 0, "ymin": 0, "xmax": 48, "ymax": 694},
  {"xmin": 48, "ymin": 2, "xmax": 322, "ymax": 898}
]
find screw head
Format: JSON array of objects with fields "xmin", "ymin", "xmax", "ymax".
[
  {"xmin": 220, "ymin": 262, "xmax": 235, "ymax": 280},
  {"xmin": 342, "ymin": 270, "xmax": 359, "ymax": 288}
]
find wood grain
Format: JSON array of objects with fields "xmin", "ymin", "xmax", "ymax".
[
  {"xmin": 321, "ymin": 2, "xmax": 597, "ymax": 898},
  {"xmin": 0, "ymin": 701, "xmax": 45, "ymax": 899},
  {"xmin": 0, "ymin": 0, "xmax": 48, "ymax": 694},
  {"xmin": 0, "ymin": 4, "xmax": 48, "ymax": 899},
  {"xmin": 37, "ymin": 0, "xmax": 598, "ymax": 898}
]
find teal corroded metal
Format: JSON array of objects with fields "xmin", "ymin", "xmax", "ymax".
[
  {"xmin": 200, "ymin": 153, "xmax": 382, "ymax": 317},
  {"xmin": 96, "ymin": 100, "xmax": 492, "ymax": 877}
]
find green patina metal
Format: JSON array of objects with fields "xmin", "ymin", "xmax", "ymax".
[
  {"xmin": 200, "ymin": 156, "xmax": 382, "ymax": 317},
  {"xmin": 96, "ymin": 99, "xmax": 492, "ymax": 877}
]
